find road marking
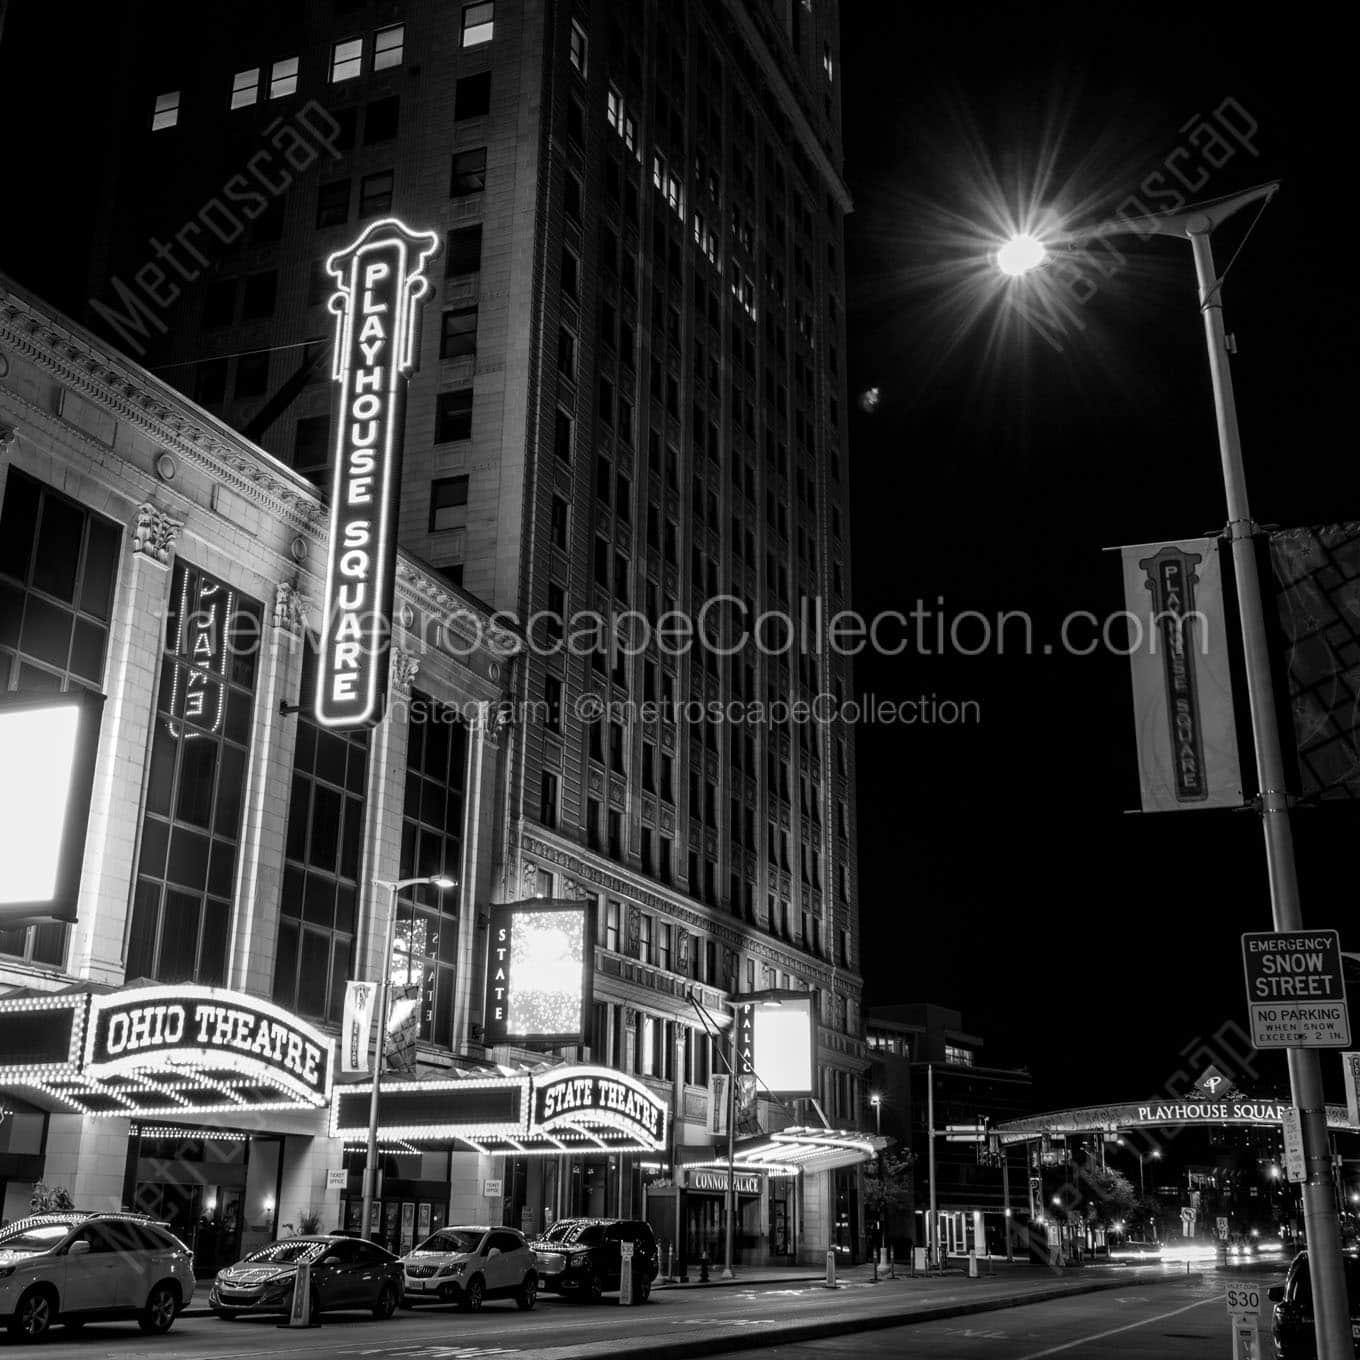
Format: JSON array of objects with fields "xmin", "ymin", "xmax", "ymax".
[{"xmin": 1014, "ymin": 1295, "xmax": 1218, "ymax": 1359}]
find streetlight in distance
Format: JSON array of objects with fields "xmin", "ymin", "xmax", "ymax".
[
  {"xmin": 361, "ymin": 874, "xmax": 456, "ymax": 1240},
  {"xmin": 995, "ymin": 233, "xmax": 1047, "ymax": 277},
  {"xmin": 995, "ymin": 180, "xmax": 1353, "ymax": 1360}
]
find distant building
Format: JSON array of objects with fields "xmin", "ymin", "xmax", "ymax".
[{"xmin": 866, "ymin": 1004, "xmax": 1034, "ymax": 1258}]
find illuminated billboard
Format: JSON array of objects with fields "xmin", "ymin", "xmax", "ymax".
[
  {"xmin": 483, "ymin": 899, "xmax": 596, "ymax": 1044},
  {"xmin": 735, "ymin": 991, "xmax": 816, "ymax": 1097},
  {"xmin": 315, "ymin": 217, "xmax": 440, "ymax": 730},
  {"xmin": 0, "ymin": 689, "xmax": 104, "ymax": 926}
]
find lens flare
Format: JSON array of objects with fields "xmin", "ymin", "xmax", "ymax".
[{"xmin": 997, "ymin": 234, "xmax": 1047, "ymax": 276}]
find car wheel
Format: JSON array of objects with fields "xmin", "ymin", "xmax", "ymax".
[
  {"xmin": 459, "ymin": 1276, "xmax": 485, "ymax": 1313},
  {"xmin": 635, "ymin": 1273, "xmax": 651, "ymax": 1303},
  {"xmin": 138, "ymin": 1281, "xmax": 180, "ymax": 1335},
  {"xmin": 516, "ymin": 1273, "xmax": 538, "ymax": 1311},
  {"xmin": 9, "ymin": 1287, "xmax": 55, "ymax": 1340},
  {"xmin": 372, "ymin": 1284, "xmax": 399, "ymax": 1320}
]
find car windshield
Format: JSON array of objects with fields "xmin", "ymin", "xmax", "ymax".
[
  {"xmin": 563, "ymin": 1223, "xmax": 604, "ymax": 1246},
  {"xmin": 0, "ymin": 1223, "xmax": 72, "ymax": 1253},
  {"xmin": 242, "ymin": 1240, "xmax": 328, "ymax": 1265},
  {"xmin": 539, "ymin": 1221, "xmax": 573, "ymax": 1243},
  {"xmin": 417, "ymin": 1229, "xmax": 483, "ymax": 1255}
]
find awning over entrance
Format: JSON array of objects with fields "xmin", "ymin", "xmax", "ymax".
[
  {"xmin": 688, "ymin": 1126, "xmax": 887, "ymax": 1175},
  {"xmin": 995, "ymin": 1097, "xmax": 1360, "ymax": 1144},
  {"xmin": 331, "ymin": 1064, "xmax": 670, "ymax": 1155},
  {"xmin": 0, "ymin": 984, "xmax": 333, "ymax": 1118}
]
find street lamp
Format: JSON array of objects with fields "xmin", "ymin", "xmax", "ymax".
[
  {"xmin": 997, "ymin": 181, "xmax": 1353, "ymax": 1360},
  {"xmin": 686, "ymin": 990, "xmax": 740, "ymax": 1279},
  {"xmin": 360, "ymin": 874, "xmax": 456, "ymax": 1241},
  {"xmin": 870, "ymin": 1093, "xmax": 885, "ymax": 1266}
]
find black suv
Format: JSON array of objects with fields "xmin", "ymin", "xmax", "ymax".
[
  {"xmin": 1270, "ymin": 1249, "xmax": 1360, "ymax": 1357},
  {"xmin": 530, "ymin": 1219, "xmax": 658, "ymax": 1303}
]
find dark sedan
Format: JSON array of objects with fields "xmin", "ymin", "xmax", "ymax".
[
  {"xmin": 1270, "ymin": 1249, "xmax": 1360, "ymax": 1357},
  {"xmin": 208, "ymin": 1235, "xmax": 402, "ymax": 1322}
]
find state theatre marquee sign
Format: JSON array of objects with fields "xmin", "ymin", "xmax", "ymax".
[
  {"xmin": 534, "ymin": 1067, "xmax": 668, "ymax": 1151},
  {"xmin": 315, "ymin": 217, "xmax": 440, "ymax": 730}
]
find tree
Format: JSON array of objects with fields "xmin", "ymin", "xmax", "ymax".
[
  {"xmin": 863, "ymin": 1151, "xmax": 916, "ymax": 1243},
  {"xmin": 1074, "ymin": 1163, "xmax": 1138, "ymax": 1231}
]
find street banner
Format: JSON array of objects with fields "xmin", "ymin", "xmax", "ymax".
[
  {"xmin": 341, "ymin": 980, "xmax": 376, "ymax": 1075},
  {"xmin": 384, "ymin": 984, "xmax": 421, "ymax": 1073},
  {"xmin": 1343, "ymin": 1052, "xmax": 1360, "ymax": 1125},
  {"xmin": 1120, "ymin": 538, "xmax": 1242, "ymax": 811},
  {"xmin": 708, "ymin": 1074, "xmax": 729, "ymax": 1137},
  {"xmin": 1269, "ymin": 523, "xmax": 1360, "ymax": 799}
]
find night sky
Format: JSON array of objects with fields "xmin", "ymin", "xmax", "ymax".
[
  {"xmin": 1, "ymin": 5, "xmax": 1352, "ymax": 1115},
  {"xmin": 840, "ymin": 8, "xmax": 1357, "ymax": 1106}
]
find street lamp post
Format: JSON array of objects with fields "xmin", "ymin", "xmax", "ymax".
[
  {"xmin": 686, "ymin": 990, "xmax": 739, "ymax": 1279},
  {"xmin": 360, "ymin": 874, "xmax": 455, "ymax": 1241},
  {"xmin": 870, "ymin": 1093, "xmax": 884, "ymax": 1265},
  {"xmin": 998, "ymin": 180, "xmax": 1352, "ymax": 1360}
]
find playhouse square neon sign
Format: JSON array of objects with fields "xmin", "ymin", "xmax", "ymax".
[{"xmin": 315, "ymin": 218, "xmax": 440, "ymax": 730}]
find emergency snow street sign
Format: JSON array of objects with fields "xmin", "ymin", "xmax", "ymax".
[{"xmin": 1241, "ymin": 930, "xmax": 1350, "ymax": 1048}]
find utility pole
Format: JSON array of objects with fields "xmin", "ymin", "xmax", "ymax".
[{"xmin": 927, "ymin": 1063, "xmax": 937, "ymax": 1267}]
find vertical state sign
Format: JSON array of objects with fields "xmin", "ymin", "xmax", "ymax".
[
  {"xmin": 316, "ymin": 218, "xmax": 440, "ymax": 729},
  {"xmin": 1121, "ymin": 539, "xmax": 1242, "ymax": 812}
]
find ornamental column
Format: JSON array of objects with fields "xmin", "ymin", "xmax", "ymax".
[
  {"xmin": 453, "ymin": 701, "xmax": 500, "ymax": 1053},
  {"xmin": 68, "ymin": 502, "xmax": 181, "ymax": 984},
  {"xmin": 228, "ymin": 580, "xmax": 309, "ymax": 994}
]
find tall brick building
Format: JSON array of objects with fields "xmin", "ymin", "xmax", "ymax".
[{"xmin": 3, "ymin": 0, "xmax": 871, "ymax": 1268}]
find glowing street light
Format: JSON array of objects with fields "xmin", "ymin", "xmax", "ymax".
[
  {"xmin": 996, "ymin": 233, "xmax": 1047, "ymax": 277},
  {"xmin": 361, "ymin": 874, "xmax": 456, "ymax": 1240}
]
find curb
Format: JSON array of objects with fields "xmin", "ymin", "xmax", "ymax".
[{"xmin": 503, "ymin": 1271, "xmax": 1205, "ymax": 1360}]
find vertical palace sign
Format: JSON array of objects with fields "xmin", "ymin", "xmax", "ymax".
[{"xmin": 315, "ymin": 218, "xmax": 440, "ymax": 729}]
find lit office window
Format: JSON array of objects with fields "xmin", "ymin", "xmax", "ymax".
[
  {"xmin": 429, "ymin": 475, "xmax": 470, "ymax": 531},
  {"xmin": 374, "ymin": 23, "xmax": 405, "ymax": 71},
  {"xmin": 151, "ymin": 91, "xmax": 180, "ymax": 131},
  {"xmin": 461, "ymin": 2, "xmax": 494, "ymax": 46},
  {"xmin": 230, "ymin": 68, "xmax": 260, "ymax": 109},
  {"xmin": 331, "ymin": 37, "xmax": 363, "ymax": 82},
  {"xmin": 270, "ymin": 57, "xmax": 299, "ymax": 98}
]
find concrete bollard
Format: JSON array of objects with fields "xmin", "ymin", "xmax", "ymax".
[
  {"xmin": 824, "ymin": 1249, "xmax": 838, "ymax": 1289},
  {"xmin": 888, "ymin": 1244, "xmax": 896, "ymax": 1279},
  {"xmin": 620, "ymin": 1240, "xmax": 635, "ymax": 1304},
  {"xmin": 699, "ymin": 1250, "xmax": 710, "ymax": 1283},
  {"xmin": 280, "ymin": 1261, "xmax": 318, "ymax": 1328},
  {"xmin": 968, "ymin": 1249, "xmax": 978, "ymax": 1278}
]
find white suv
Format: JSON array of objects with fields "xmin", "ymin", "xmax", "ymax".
[
  {"xmin": 401, "ymin": 1226, "xmax": 537, "ymax": 1311},
  {"xmin": 0, "ymin": 1212, "xmax": 195, "ymax": 1340}
]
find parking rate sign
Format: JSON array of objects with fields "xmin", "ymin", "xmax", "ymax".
[{"xmin": 1241, "ymin": 930, "xmax": 1350, "ymax": 1048}]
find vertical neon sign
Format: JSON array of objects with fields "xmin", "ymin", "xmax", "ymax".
[{"xmin": 315, "ymin": 218, "xmax": 440, "ymax": 729}]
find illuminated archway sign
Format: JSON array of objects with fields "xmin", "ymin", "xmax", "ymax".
[{"xmin": 315, "ymin": 217, "xmax": 440, "ymax": 730}]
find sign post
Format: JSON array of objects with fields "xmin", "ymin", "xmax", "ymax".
[
  {"xmin": 1241, "ymin": 931, "xmax": 1350, "ymax": 1049},
  {"xmin": 1226, "ymin": 1284, "xmax": 1262, "ymax": 1359},
  {"xmin": 620, "ymin": 1240, "xmax": 635, "ymax": 1305}
]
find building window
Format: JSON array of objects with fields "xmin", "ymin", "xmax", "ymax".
[
  {"xmin": 461, "ymin": 2, "xmax": 494, "ymax": 46},
  {"xmin": 446, "ymin": 223, "xmax": 484, "ymax": 276},
  {"xmin": 293, "ymin": 414, "xmax": 331, "ymax": 483},
  {"xmin": 561, "ymin": 247, "xmax": 578, "ymax": 300},
  {"xmin": 429, "ymin": 475, "xmax": 470, "ymax": 531},
  {"xmin": 241, "ymin": 270, "xmax": 278, "ymax": 319},
  {"xmin": 271, "ymin": 639, "xmax": 368, "ymax": 1022},
  {"xmin": 558, "ymin": 326, "xmax": 576, "ymax": 380},
  {"xmin": 945, "ymin": 1044, "xmax": 974, "ymax": 1067},
  {"xmin": 364, "ymin": 95, "xmax": 400, "ymax": 143},
  {"xmin": 450, "ymin": 147, "xmax": 487, "ymax": 197},
  {"xmin": 569, "ymin": 19, "xmax": 588, "ymax": 75},
  {"xmin": 316, "ymin": 179, "xmax": 350, "ymax": 228},
  {"xmin": 539, "ymin": 771, "xmax": 559, "ymax": 829},
  {"xmin": 230, "ymin": 68, "xmax": 260, "ymax": 109},
  {"xmin": 359, "ymin": 170, "xmax": 394, "ymax": 217},
  {"xmin": 395, "ymin": 692, "xmax": 469, "ymax": 1047},
  {"xmin": 125, "ymin": 562, "xmax": 263, "ymax": 986},
  {"xmin": 607, "ymin": 808, "xmax": 622, "ymax": 858},
  {"xmin": 454, "ymin": 70, "xmax": 491, "ymax": 119},
  {"xmin": 550, "ymin": 494, "xmax": 569, "ymax": 549},
  {"xmin": 0, "ymin": 470, "xmax": 120, "ymax": 966},
  {"xmin": 554, "ymin": 408, "xmax": 573, "ymax": 462},
  {"xmin": 544, "ymin": 674, "xmax": 562, "ymax": 732},
  {"xmin": 195, "ymin": 358, "xmax": 227, "ymax": 405},
  {"xmin": 233, "ymin": 351, "xmax": 269, "ymax": 399},
  {"xmin": 440, "ymin": 306, "xmax": 478, "ymax": 359},
  {"xmin": 331, "ymin": 36, "xmax": 364, "ymax": 82},
  {"xmin": 151, "ymin": 90, "xmax": 180, "ymax": 130},
  {"xmin": 435, "ymin": 389, "xmax": 474, "ymax": 443},
  {"xmin": 373, "ymin": 22, "xmax": 405, "ymax": 70},
  {"xmin": 605, "ymin": 900, "xmax": 620, "ymax": 951},
  {"xmin": 270, "ymin": 57, "xmax": 299, "ymax": 99}
]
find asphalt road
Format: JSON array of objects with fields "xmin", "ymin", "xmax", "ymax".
[
  {"xmin": 701, "ymin": 1272, "xmax": 1281, "ymax": 1360},
  {"xmin": 3, "ymin": 1265, "xmax": 1279, "ymax": 1360}
]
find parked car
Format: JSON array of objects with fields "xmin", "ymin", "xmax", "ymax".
[
  {"xmin": 208, "ymin": 1235, "xmax": 402, "ymax": 1321},
  {"xmin": 0, "ymin": 1211, "xmax": 194, "ymax": 1341},
  {"xmin": 1269, "ymin": 1249, "xmax": 1360, "ymax": 1357},
  {"xmin": 401, "ymin": 1225, "xmax": 537, "ymax": 1311},
  {"xmin": 531, "ymin": 1218, "xmax": 658, "ymax": 1303}
]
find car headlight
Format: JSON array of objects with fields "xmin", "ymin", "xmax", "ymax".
[{"xmin": 437, "ymin": 1262, "xmax": 466, "ymax": 1277}]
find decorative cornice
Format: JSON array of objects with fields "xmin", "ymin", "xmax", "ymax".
[
  {"xmin": 390, "ymin": 647, "xmax": 421, "ymax": 696},
  {"xmin": 131, "ymin": 502, "xmax": 182, "ymax": 565},
  {"xmin": 0, "ymin": 291, "xmax": 327, "ymax": 540},
  {"xmin": 0, "ymin": 422, "xmax": 15, "ymax": 453},
  {"xmin": 395, "ymin": 559, "xmax": 523, "ymax": 660}
]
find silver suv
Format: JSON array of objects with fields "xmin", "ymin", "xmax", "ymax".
[{"xmin": 0, "ymin": 1212, "xmax": 195, "ymax": 1340}]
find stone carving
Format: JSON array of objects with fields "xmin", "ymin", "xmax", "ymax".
[
  {"xmin": 625, "ymin": 905, "xmax": 641, "ymax": 958},
  {"xmin": 390, "ymin": 648, "xmax": 421, "ymax": 695},
  {"xmin": 131, "ymin": 502, "xmax": 182, "ymax": 565},
  {"xmin": 273, "ymin": 580, "xmax": 308, "ymax": 634}
]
